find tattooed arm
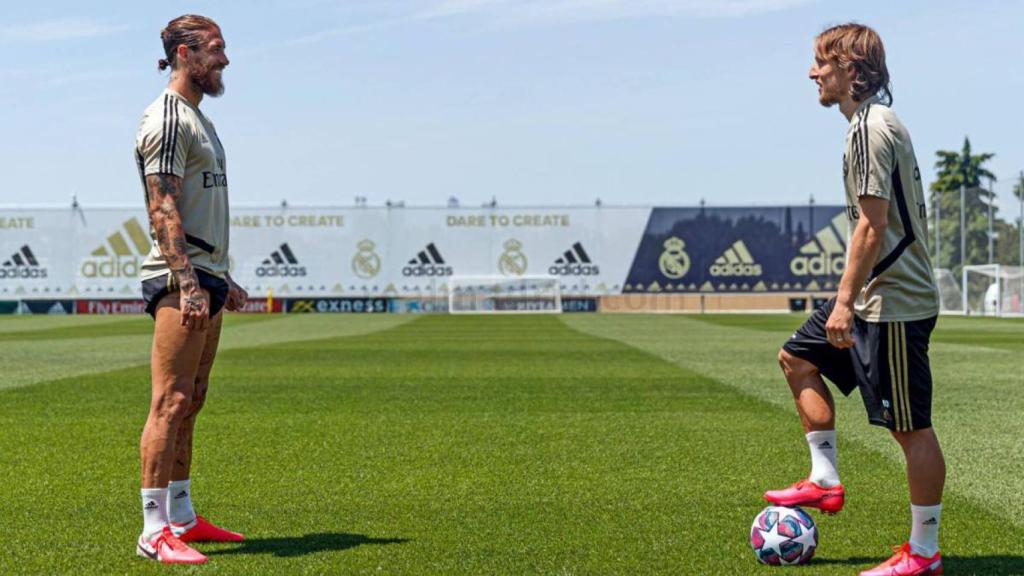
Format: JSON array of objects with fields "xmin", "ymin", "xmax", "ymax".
[{"xmin": 145, "ymin": 173, "xmax": 209, "ymax": 330}]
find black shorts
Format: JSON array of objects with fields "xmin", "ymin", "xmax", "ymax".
[
  {"xmin": 782, "ymin": 297, "xmax": 937, "ymax": 432},
  {"xmin": 142, "ymin": 269, "xmax": 229, "ymax": 320}
]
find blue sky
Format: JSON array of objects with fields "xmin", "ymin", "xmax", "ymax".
[{"xmin": 3, "ymin": 0, "xmax": 1022, "ymax": 219}]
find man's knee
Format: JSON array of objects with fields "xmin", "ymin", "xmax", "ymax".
[
  {"xmin": 153, "ymin": 389, "xmax": 193, "ymax": 425},
  {"xmin": 778, "ymin": 348, "xmax": 817, "ymax": 379},
  {"xmin": 890, "ymin": 427, "xmax": 938, "ymax": 448},
  {"xmin": 187, "ymin": 379, "xmax": 209, "ymax": 418}
]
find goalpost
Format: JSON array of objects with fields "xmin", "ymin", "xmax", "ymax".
[
  {"xmin": 448, "ymin": 276, "xmax": 562, "ymax": 314},
  {"xmin": 934, "ymin": 268, "xmax": 964, "ymax": 315},
  {"xmin": 961, "ymin": 265, "xmax": 1024, "ymax": 317}
]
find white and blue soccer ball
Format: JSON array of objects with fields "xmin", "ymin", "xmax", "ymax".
[{"xmin": 750, "ymin": 506, "xmax": 818, "ymax": 566}]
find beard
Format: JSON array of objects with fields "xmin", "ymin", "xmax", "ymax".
[
  {"xmin": 190, "ymin": 57, "xmax": 225, "ymax": 98},
  {"xmin": 818, "ymin": 85, "xmax": 840, "ymax": 107}
]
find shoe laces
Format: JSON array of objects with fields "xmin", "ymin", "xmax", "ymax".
[
  {"xmin": 160, "ymin": 527, "xmax": 190, "ymax": 552},
  {"xmin": 883, "ymin": 542, "xmax": 912, "ymax": 566}
]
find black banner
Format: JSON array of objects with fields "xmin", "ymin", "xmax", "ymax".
[
  {"xmin": 0, "ymin": 299, "xmax": 77, "ymax": 315},
  {"xmin": 562, "ymin": 297, "xmax": 598, "ymax": 313},
  {"xmin": 624, "ymin": 206, "xmax": 848, "ymax": 293}
]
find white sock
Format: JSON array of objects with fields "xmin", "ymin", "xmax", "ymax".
[
  {"xmin": 141, "ymin": 488, "xmax": 169, "ymax": 540},
  {"xmin": 806, "ymin": 430, "xmax": 840, "ymax": 488},
  {"xmin": 168, "ymin": 479, "xmax": 197, "ymax": 528},
  {"xmin": 909, "ymin": 504, "xmax": 941, "ymax": 557}
]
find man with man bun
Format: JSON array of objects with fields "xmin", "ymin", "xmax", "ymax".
[{"xmin": 134, "ymin": 14, "xmax": 247, "ymax": 564}]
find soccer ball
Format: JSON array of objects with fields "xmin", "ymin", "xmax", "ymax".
[{"xmin": 750, "ymin": 506, "xmax": 818, "ymax": 565}]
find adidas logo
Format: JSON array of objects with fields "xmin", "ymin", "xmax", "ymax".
[
  {"xmin": 549, "ymin": 242, "xmax": 600, "ymax": 276},
  {"xmin": 143, "ymin": 500, "xmax": 159, "ymax": 510},
  {"xmin": 173, "ymin": 491, "xmax": 188, "ymax": 500},
  {"xmin": 81, "ymin": 218, "xmax": 150, "ymax": 278},
  {"xmin": 402, "ymin": 243, "xmax": 453, "ymax": 277},
  {"xmin": 817, "ymin": 441, "xmax": 833, "ymax": 450},
  {"xmin": 256, "ymin": 243, "xmax": 307, "ymax": 277},
  {"xmin": 709, "ymin": 240, "xmax": 762, "ymax": 277},
  {"xmin": 0, "ymin": 244, "xmax": 47, "ymax": 279},
  {"xmin": 790, "ymin": 213, "xmax": 849, "ymax": 276},
  {"xmin": 922, "ymin": 517, "xmax": 938, "ymax": 526}
]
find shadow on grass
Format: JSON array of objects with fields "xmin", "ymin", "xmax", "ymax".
[
  {"xmin": 206, "ymin": 532, "xmax": 409, "ymax": 558},
  {"xmin": 809, "ymin": 554, "xmax": 1024, "ymax": 575}
]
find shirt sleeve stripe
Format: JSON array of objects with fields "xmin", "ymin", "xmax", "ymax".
[
  {"xmin": 167, "ymin": 99, "xmax": 180, "ymax": 174},
  {"xmin": 858, "ymin": 104, "xmax": 871, "ymax": 196},
  {"xmin": 158, "ymin": 94, "xmax": 170, "ymax": 173}
]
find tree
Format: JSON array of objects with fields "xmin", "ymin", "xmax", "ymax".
[
  {"xmin": 929, "ymin": 137, "xmax": 996, "ymax": 273},
  {"xmin": 994, "ymin": 219, "xmax": 1020, "ymax": 266}
]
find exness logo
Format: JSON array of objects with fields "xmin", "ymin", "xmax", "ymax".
[
  {"xmin": 790, "ymin": 214, "xmax": 849, "ymax": 276},
  {"xmin": 710, "ymin": 240, "xmax": 762, "ymax": 277},
  {"xmin": 549, "ymin": 242, "xmax": 600, "ymax": 276},
  {"xmin": 81, "ymin": 218, "xmax": 150, "ymax": 278},
  {"xmin": 0, "ymin": 245, "xmax": 47, "ymax": 279},
  {"xmin": 256, "ymin": 244, "xmax": 307, "ymax": 277},
  {"xmin": 403, "ymin": 243, "xmax": 452, "ymax": 277}
]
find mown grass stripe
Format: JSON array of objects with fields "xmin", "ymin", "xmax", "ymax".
[{"xmin": 0, "ymin": 315, "xmax": 415, "ymax": 392}]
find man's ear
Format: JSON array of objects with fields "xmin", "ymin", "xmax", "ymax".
[
  {"xmin": 846, "ymin": 63, "xmax": 858, "ymax": 85},
  {"xmin": 176, "ymin": 44, "xmax": 190, "ymax": 67}
]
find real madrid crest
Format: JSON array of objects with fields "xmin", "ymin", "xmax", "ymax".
[
  {"xmin": 658, "ymin": 236, "xmax": 690, "ymax": 279},
  {"xmin": 352, "ymin": 239, "xmax": 381, "ymax": 279},
  {"xmin": 498, "ymin": 238, "xmax": 528, "ymax": 277}
]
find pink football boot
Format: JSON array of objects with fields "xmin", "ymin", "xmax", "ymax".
[
  {"xmin": 859, "ymin": 542, "xmax": 943, "ymax": 576},
  {"xmin": 764, "ymin": 479, "xmax": 845, "ymax": 514},
  {"xmin": 136, "ymin": 526, "xmax": 208, "ymax": 564},
  {"xmin": 173, "ymin": 515, "xmax": 245, "ymax": 543}
]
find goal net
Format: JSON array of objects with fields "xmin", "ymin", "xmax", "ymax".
[
  {"xmin": 448, "ymin": 276, "xmax": 561, "ymax": 314},
  {"xmin": 962, "ymin": 265, "xmax": 1024, "ymax": 317},
  {"xmin": 934, "ymin": 268, "xmax": 964, "ymax": 315}
]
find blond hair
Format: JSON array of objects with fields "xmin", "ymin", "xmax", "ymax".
[{"xmin": 815, "ymin": 23, "xmax": 892, "ymax": 105}]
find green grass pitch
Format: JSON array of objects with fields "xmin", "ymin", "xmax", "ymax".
[{"xmin": 1, "ymin": 313, "xmax": 1022, "ymax": 574}]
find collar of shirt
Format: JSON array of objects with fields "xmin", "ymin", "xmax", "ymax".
[
  {"xmin": 847, "ymin": 95, "xmax": 881, "ymax": 130},
  {"xmin": 165, "ymin": 88, "xmax": 202, "ymax": 114}
]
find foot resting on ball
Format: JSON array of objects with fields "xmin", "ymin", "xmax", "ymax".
[{"xmin": 764, "ymin": 479, "xmax": 845, "ymax": 514}]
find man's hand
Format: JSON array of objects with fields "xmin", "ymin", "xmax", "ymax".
[
  {"xmin": 225, "ymin": 275, "xmax": 248, "ymax": 312},
  {"xmin": 825, "ymin": 301, "xmax": 854, "ymax": 349},
  {"xmin": 178, "ymin": 278, "xmax": 210, "ymax": 331}
]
